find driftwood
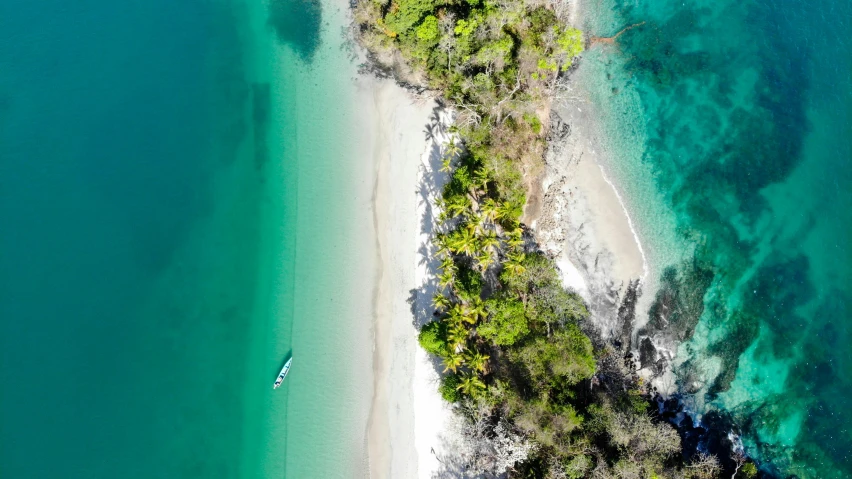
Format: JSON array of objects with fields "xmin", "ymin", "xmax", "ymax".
[{"xmin": 590, "ymin": 21, "xmax": 646, "ymax": 46}]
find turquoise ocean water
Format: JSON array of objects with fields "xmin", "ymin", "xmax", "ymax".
[
  {"xmin": 576, "ymin": 0, "xmax": 852, "ymax": 476},
  {"xmin": 1, "ymin": 0, "xmax": 372, "ymax": 477}
]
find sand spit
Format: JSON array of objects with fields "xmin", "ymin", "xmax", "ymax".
[
  {"xmin": 360, "ymin": 51, "xmax": 654, "ymax": 479},
  {"xmin": 361, "ymin": 81, "xmax": 651, "ymax": 478}
]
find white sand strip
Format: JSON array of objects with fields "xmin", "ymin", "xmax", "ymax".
[
  {"xmin": 362, "ymin": 75, "xmax": 455, "ymax": 479},
  {"xmin": 411, "ymin": 108, "xmax": 456, "ymax": 479}
]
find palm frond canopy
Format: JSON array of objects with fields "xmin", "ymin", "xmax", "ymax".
[
  {"xmin": 442, "ymin": 353, "xmax": 465, "ymax": 373},
  {"xmin": 456, "ymin": 371, "xmax": 486, "ymax": 397}
]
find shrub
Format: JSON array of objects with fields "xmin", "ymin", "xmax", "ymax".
[
  {"xmin": 510, "ymin": 325, "xmax": 595, "ymax": 387},
  {"xmin": 383, "ymin": 0, "xmax": 435, "ymax": 35},
  {"xmin": 523, "ymin": 113, "xmax": 542, "ymax": 134},
  {"xmin": 481, "ymin": 298, "xmax": 529, "ymax": 346},
  {"xmin": 454, "ymin": 263, "xmax": 483, "ymax": 301},
  {"xmin": 439, "ymin": 374, "xmax": 462, "ymax": 402},
  {"xmin": 740, "ymin": 462, "xmax": 758, "ymax": 478},
  {"xmin": 418, "ymin": 321, "xmax": 448, "ymax": 357}
]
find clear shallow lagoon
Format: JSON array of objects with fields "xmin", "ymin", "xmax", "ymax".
[
  {"xmin": 577, "ymin": 0, "xmax": 852, "ymax": 476},
  {"xmin": 1, "ymin": 0, "xmax": 371, "ymax": 477}
]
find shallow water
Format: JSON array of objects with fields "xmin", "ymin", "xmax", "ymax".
[
  {"xmin": 0, "ymin": 0, "xmax": 373, "ymax": 477},
  {"xmin": 576, "ymin": 0, "xmax": 852, "ymax": 476}
]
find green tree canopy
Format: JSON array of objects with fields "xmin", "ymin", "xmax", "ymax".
[
  {"xmin": 415, "ymin": 15, "xmax": 439, "ymax": 42},
  {"xmin": 417, "ymin": 320, "xmax": 448, "ymax": 357},
  {"xmin": 510, "ymin": 324, "xmax": 595, "ymax": 387},
  {"xmin": 384, "ymin": 0, "xmax": 436, "ymax": 35},
  {"xmin": 480, "ymin": 298, "xmax": 529, "ymax": 346}
]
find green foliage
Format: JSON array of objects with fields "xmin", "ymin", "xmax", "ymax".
[
  {"xmin": 501, "ymin": 252, "xmax": 560, "ymax": 293},
  {"xmin": 454, "ymin": 263, "xmax": 483, "ymax": 301},
  {"xmin": 415, "ymin": 15, "xmax": 439, "ymax": 42},
  {"xmin": 418, "ymin": 320, "xmax": 449, "ymax": 357},
  {"xmin": 480, "ymin": 298, "xmax": 529, "ymax": 346},
  {"xmin": 526, "ymin": 285, "xmax": 588, "ymax": 332},
  {"xmin": 523, "ymin": 113, "xmax": 542, "ymax": 134},
  {"xmin": 537, "ymin": 57, "xmax": 558, "ymax": 73},
  {"xmin": 563, "ymin": 454, "xmax": 593, "ymax": 478},
  {"xmin": 527, "ymin": 7, "xmax": 558, "ymax": 40},
  {"xmin": 740, "ymin": 462, "xmax": 758, "ymax": 478},
  {"xmin": 556, "ymin": 27, "xmax": 584, "ymax": 69},
  {"xmin": 588, "ymin": 400, "xmax": 682, "ymax": 460},
  {"xmin": 383, "ymin": 0, "xmax": 435, "ymax": 35},
  {"xmin": 474, "ymin": 35, "xmax": 515, "ymax": 71},
  {"xmin": 510, "ymin": 324, "xmax": 595, "ymax": 386},
  {"xmin": 439, "ymin": 374, "xmax": 462, "ymax": 402},
  {"xmin": 626, "ymin": 388, "xmax": 650, "ymax": 413},
  {"xmin": 454, "ymin": 17, "xmax": 478, "ymax": 37},
  {"xmin": 513, "ymin": 398, "xmax": 583, "ymax": 449},
  {"xmin": 483, "ymin": 154, "xmax": 526, "ymax": 208}
]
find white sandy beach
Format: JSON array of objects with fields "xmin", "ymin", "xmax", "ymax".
[{"xmin": 360, "ymin": 76, "xmax": 457, "ymax": 479}]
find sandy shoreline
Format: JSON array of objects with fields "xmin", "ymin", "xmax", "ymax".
[
  {"xmin": 535, "ymin": 98, "xmax": 647, "ymax": 340},
  {"xmin": 360, "ymin": 76, "xmax": 455, "ymax": 479}
]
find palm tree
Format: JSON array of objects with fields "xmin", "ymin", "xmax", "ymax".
[
  {"xmin": 469, "ymin": 213, "xmax": 488, "ymax": 236},
  {"xmin": 438, "ymin": 269, "xmax": 456, "ymax": 289},
  {"xmin": 505, "ymin": 228, "xmax": 524, "ymax": 250},
  {"xmin": 448, "ymin": 227, "xmax": 477, "ymax": 256},
  {"xmin": 434, "ymin": 233, "xmax": 452, "ymax": 257},
  {"xmin": 456, "ymin": 371, "xmax": 486, "ymax": 397},
  {"xmin": 496, "ymin": 201, "xmax": 521, "ymax": 226},
  {"xmin": 449, "ymin": 303, "xmax": 476, "ymax": 325},
  {"xmin": 465, "ymin": 350, "xmax": 490, "ymax": 373},
  {"xmin": 440, "ymin": 256, "xmax": 457, "ymax": 275},
  {"xmin": 444, "ymin": 137, "xmax": 461, "ymax": 161},
  {"xmin": 504, "ymin": 259, "xmax": 526, "ymax": 277},
  {"xmin": 445, "ymin": 195, "xmax": 471, "ymax": 219},
  {"xmin": 432, "ymin": 293, "xmax": 452, "ymax": 311},
  {"xmin": 442, "ymin": 353, "xmax": 465, "ymax": 373},
  {"xmin": 447, "ymin": 324, "xmax": 469, "ymax": 352},
  {"xmin": 481, "ymin": 230, "xmax": 500, "ymax": 252},
  {"xmin": 473, "ymin": 167, "xmax": 491, "ymax": 191},
  {"xmin": 468, "ymin": 297, "xmax": 487, "ymax": 321},
  {"xmin": 480, "ymin": 198, "xmax": 499, "ymax": 222},
  {"xmin": 476, "ymin": 251, "xmax": 495, "ymax": 271},
  {"xmin": 440, "ymin": 155, "xmax": 453, "ymax": 173},
  {"xmin": 504, "ymin": 252, "xmax": 527, "ymax": 276}
]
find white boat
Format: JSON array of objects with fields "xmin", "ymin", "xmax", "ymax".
[{"xmin": 273, "ymin": 358, "xmax": 293, "ymax": 389}]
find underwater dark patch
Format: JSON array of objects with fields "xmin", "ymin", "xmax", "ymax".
[
  {"xmin": 641, "ymin": 260, "xmax": 715, "ymax": 343},
  {"xmin": 604, "ymin": 0, "xmax": 843, "ymax": 473},
  {"xmin": 268, "ymin": 0, "xmax": 322, "ymax": 62}
]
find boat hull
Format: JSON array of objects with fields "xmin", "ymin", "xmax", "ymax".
[{"xmin": 273, "ymin": 358, "xmax": 292, "ymax": 389}]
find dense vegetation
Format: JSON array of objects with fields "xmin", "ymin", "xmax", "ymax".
[{"xmin": 355, "ymin": 0, "xmax": 757, "ymax": 477}]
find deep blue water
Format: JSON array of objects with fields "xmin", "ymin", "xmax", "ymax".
[
  {"xmin": 580, "ymin": 0, "xmax": 852, "ymax": 476},
  {"xmin": 0, "ymin": 1, "xmax": 273, "ymax": 476}
]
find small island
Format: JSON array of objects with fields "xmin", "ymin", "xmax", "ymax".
[{"xmin": 355, "ymin": 0, "xmax": 759, "ymax": 477}]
